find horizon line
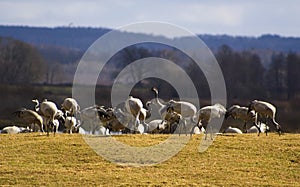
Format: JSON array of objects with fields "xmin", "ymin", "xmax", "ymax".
[{"xmin": 0, "ymin": 24, "xmax": 299, "ymax": 39}]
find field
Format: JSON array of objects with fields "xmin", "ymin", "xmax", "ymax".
[{"xmin": 0, "ymin": 133, "xmax": 299, "ymax": 186}]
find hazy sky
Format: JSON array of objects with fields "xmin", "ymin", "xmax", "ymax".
[{"xmin": 0, "ymin": 0, "xmax": 299, "ymax": 37}]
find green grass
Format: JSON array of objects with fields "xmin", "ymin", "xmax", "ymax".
[{"xmin": 0, "ymin": 133, "xmax": 299, "ymax": 186}]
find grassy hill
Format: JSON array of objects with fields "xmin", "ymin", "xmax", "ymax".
[{"xmin": 0, "ymin": 133, "xmax": 299, "ymax": 186}]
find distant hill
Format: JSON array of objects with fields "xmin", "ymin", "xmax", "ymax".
[
  {"xmin": 200, "ymin": 34, "xmax": 300, "ymax": 52},
  {"xmin": 0, "ymin": 25, "xmax": 110, "ymax": 51},
  {"xmin": 1, "ymin": 25, "xmax": 300, "ymax": 53},
  {"xmin": 1, "ymin": 25, "xmax": 300, "ymax": 69}
]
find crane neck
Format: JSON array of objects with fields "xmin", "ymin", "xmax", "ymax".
[{"xmin": 32, "ymin": 100, "xmax": 40, "ymax": 112}]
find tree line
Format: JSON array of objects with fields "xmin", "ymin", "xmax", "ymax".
[
  {"xmin": 102, "ymin": 43, "xmax": 300, "ymax": 102},
  {"xmin": 215, "ymin": 45, "xmax": 300, "ymax": 101},
  {"xmin": 0, "ymin": 37, "xmax": 45, "ymax": 84},
  {"xmin": 1, "ymin": 36, "xmax": 300, "ymax": 101},
  {"xmin": 0, "ymin": 37, "xmax": 79, "ymax": 85}
]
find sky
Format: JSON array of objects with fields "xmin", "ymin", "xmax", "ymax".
[{"xmin": 0, "ymin": 0, "xmax": 299, "ymax": 37}]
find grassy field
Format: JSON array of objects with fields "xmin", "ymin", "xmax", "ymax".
[{"xmin": 0, "ymin": 133, "xmax": 299, "ymax": 186}]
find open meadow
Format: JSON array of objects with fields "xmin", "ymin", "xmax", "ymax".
[{"xmin": 0, "ymin": 133, "xmax": 299, "ymax": 186}]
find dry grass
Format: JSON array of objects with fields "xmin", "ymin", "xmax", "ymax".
[{"xmin": 0, "ymin": 133, "xmax": 299, "ymax": 186}]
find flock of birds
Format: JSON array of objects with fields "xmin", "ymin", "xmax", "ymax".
[{"xmin": 1, "ymin": 87, "xmax": 282, "ymax": 138}]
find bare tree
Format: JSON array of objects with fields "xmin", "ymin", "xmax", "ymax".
[{"xmin": 0, "ymin": 37, "xmax": 46, "ymax": 84}]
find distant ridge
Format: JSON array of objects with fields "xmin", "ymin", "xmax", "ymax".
[
  {"xmin": 1, "ymin": 25, "xmax": 300, "ymax": 53},
  {"xmin": 200, "ymin": 34, "xmax": 300, "ymax": 52},
  {"xmin": 0, "ymin": 25, "xmax": 111, "ymax": 51}
]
